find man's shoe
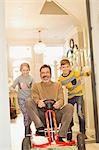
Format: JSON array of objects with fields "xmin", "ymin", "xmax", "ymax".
[
  {"xmin": 36, "ymin": 126, "xmax": 45, "ymax": 136},
  {"xmin": 58, "ymin": 137, "xmax": 65, "ymax": 142}
]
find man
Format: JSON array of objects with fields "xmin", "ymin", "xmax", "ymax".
[{"xmin": 25, "ymin": 64, "xmax": 74, "ymax": 142}]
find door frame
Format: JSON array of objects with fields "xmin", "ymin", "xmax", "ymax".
[{"xmin": 86, "ymin": 0, "xmax": 99, "ymax": 143}]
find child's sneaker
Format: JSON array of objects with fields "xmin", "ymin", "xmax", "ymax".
[
  {"xmin": 25, "ymin": 126, "xmax": 31, "ymax": 137},
  {"xmin": 67, "ymin": 130, "xmax": 72, "ymax": 141},
  {"xmin": 58, "ymin": 137, "xmax": 65, "ymax": 143}
]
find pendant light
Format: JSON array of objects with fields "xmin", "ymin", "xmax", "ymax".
[{"xmin": 34, "ymin": 30, "xmax": 46, "ymax": 54}]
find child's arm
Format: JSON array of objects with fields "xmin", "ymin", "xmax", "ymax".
[
  {"xmin": 80, "ymin": 66, "xmax": 91, "ymax": 76},
  {"xmin": 9, "ymin": 77, "xmax": 19, "ymax": 91}
]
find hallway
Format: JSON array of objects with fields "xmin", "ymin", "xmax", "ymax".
[
  {"xmin": 0, "ymin": 0, "xmax": 99, "ymax": 149},
  {"xmin": 11, "ymin": 114, "xmax": 99, "ymax": 150}
]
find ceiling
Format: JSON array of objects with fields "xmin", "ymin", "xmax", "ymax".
[{"xmin": 5, "ymin": 0, "xmax": 87, "ymax": 46}]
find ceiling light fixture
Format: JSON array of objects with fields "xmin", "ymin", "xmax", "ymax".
[
  {"xmin": 34, "ymin": 30, "xmax": 46, "ymax": 54},
  {"xmin": 46, "ymin": 0, "xmax": 52, "ymax": 2}
]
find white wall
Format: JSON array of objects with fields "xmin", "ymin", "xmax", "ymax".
[
  {"xmin": 0, "ymin": 1, "xmax": 11, "ymax": 149},
  {"xmin": 90, "ymin": 0, "xmax": 99, "ymax": 124}
]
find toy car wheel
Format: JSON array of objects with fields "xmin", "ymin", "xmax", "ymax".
[
  {"xmin": 77, "ymin": 133, "xmax": 86, "ymax": 150},
  {"xmin": 22, "ymin": 137, "xmax": 31, "ymax": 150}
]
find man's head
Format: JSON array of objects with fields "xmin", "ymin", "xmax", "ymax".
[
  {"xmin": 60, "ymin": 59, "xmax": 71, "ymax": 75},
  {"xmin": 40, "ymin": 64, "xmax": 51, "ymax": 83}
]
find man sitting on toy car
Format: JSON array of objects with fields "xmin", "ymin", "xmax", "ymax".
[{"xmin": 25, "ymin": 64, "xmax": 74, "ymax": 142}]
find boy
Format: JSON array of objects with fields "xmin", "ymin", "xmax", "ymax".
[{"xmin": 58, "ymin": 59, "xmax": 90, "ymax": 140}]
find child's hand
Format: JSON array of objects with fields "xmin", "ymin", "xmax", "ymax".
[
  {"xmin": 86, "ymin": 72, "xmax": 90, "ymax": 76},
  {"xmin": 83, "ymin": 66, "xmax": 91, "ymax": 76},
  {"xmin": 9, "ymin": 86, "xmax": 15, "ymax": 92}
]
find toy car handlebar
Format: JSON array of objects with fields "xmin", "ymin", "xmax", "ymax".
[{"xmin": 44, "ymin": 99, "xmax": 56, "ymax": 110}]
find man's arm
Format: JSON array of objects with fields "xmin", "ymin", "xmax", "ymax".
[
  {"xmin": 53, "ymin": 83, "xmax": 64, "ymax": 109},
  {"xmin": 32, "ymin": 83, "xmax": 40, "ymax": 104},
  {"xmin": 32, "ymin": 83, "xmax": 45, "ymax": 108}
]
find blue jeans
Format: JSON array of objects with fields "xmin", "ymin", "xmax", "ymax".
[{"xmin": 68, "ymin": 96, "xmax": 86, "ymax": 134}]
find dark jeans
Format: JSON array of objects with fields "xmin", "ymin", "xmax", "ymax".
[{"xmin": 68, "ymin": 96, "xmax": 86, "ymax": 134}]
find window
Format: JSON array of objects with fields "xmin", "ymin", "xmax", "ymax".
[
  {"xmin": 9, "ymin": 46, "xmax": 32, "ymax": 80},
  {"xmin": 9, "ymin": 46, "xmax": 32, "ymax": 59},
  {"xmin": 43, "ymin": 46, "xmax": 63, "ymax": 65}
]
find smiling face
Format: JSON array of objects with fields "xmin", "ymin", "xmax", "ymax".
[
  {"xmin": 20, "ymin": 65, "xmax": 30, "ymax": 76},
  {"xmin": 60, "ymin": 64, "xmax": 71, "ymax": 76},
  {"xmin": 40, "ymin": 67, "xmax": 51, "ymax": 83}
]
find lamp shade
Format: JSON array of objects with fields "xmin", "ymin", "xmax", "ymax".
[{"xmin": 34, "ymin": 41, "xmax": 46, "ymax": 54}]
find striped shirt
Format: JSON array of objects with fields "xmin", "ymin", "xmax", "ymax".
[{"xmin": 58, "ymin": 71, "xmax": 83, "ymax": 99}]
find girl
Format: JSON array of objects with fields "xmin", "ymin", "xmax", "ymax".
[{"xmin": 10, "ymin": 63, "xmax": 34, "ymax": 136}]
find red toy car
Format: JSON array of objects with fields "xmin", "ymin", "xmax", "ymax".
[{"xmin": 22, "ymin": 99, "xmax": 86, "ymax": 150}]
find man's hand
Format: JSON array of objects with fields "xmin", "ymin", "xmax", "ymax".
[
  {"xmin": 53, "ymin": 99, "xmax": 64, "ymax": 109},
  {"xmin": 37, "ymin": 100, "xmax": 45, "ymax": 108}
]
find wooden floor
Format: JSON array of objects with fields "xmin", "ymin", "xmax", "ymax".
[{"xmin": 10, "ymin": 114, "xmax": 99, "ymax": 150}]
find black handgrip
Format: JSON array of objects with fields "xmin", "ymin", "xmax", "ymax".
[{"xmin": 44, "ymin": 99, "xmax": 56, "ymax": 110}]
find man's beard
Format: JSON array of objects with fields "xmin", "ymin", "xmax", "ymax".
[{"xmin": 42, "ymin": 76, "xmax": 50, "ymax": 82}]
